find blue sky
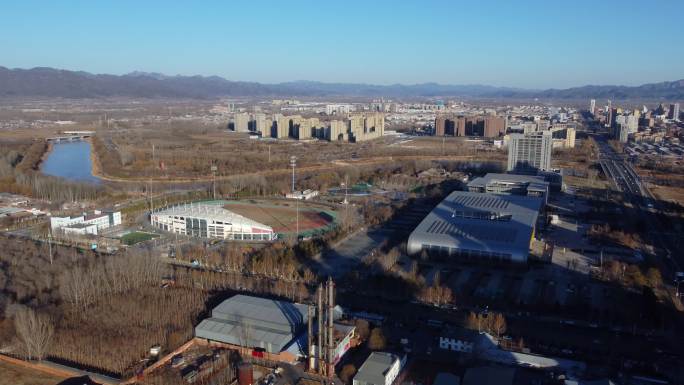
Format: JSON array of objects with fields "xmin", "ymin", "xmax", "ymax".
[{"xmin": 1, "ymin": 0, "xmax": 682, "ymax": 88}]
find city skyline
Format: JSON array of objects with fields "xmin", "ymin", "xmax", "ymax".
[{"xmin": 1, "ymin": 0, "xmax": 683, "ymax": 89}]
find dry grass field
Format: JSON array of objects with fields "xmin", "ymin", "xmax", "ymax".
[
  {"xmin": 224, "ymin": 200, "xmax": 335, "ymax": 234},
  {"xmin": 0, "ymin": 360, "xmax": 64, "ymax": 385}
]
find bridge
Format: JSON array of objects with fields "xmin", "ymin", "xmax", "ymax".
[{"xmin": 46, "ymin": 134, "xmax": 92, "ymax": 142}]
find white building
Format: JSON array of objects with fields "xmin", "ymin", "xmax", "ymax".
[
  {"xmin": 151, "ymin": 203, "xmax": 276, "ymax": 241},
  {"xmin": 63, "ymin": 223, "xmax": 99, "ymax": 236},
  {"xmin": 353, "ymin": 352, "xmax": 405, "ymax": 385},
  {"xmin": 285, "ymin": 189, "xmax": 319, "ymax": 200},
  {"xmin": 326, "ymin": 104, "xmax": 354, "ymax": 115},
  {"xmin": 50, "ymin": 210, "xmax": 122, "ymax": 235},
  {"xmin": 439, "ymin": 336, "xmax": 474, "ymax": 353},
  {"xmin": 507, "ymin": 131, "xmax": 553, "ymax": 172}
]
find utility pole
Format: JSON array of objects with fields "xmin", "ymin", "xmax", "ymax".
[
  {"xmin": 268, "ymin": 145, "xmax": 271, "ymax": 163},
  {"xmin": 296, "ymin": 198, "xmax": 300, "ymax": 241},
  {"xmin": 343, "ymin": 175, "xmax": 350, "ymax": 230},
  {"xmin": 47, "ymin": 231, "xmax": 53, "ymax": 265}
]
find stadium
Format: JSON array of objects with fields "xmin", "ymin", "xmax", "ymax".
[
  {"xmin": 150, "ymin": 202, "xmax": 277, "ymax": 241},
  {"xmin": 222, "ymin": 200, "xmax": 337, "ymax": 238},
  {"xmin": 150, "ymin": 200, "xmax": 337, "ymax": 241}
]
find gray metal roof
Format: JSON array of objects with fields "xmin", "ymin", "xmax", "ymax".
[
  {"xmin": 407, "ymin": 191, "xmax": 542, "ymax": 262},
  {"xmin": 354, "ymin": 352, "xmax": 400, "ymax": 385},
  {"xmin": 463, "ymin": 366, "xmax": 515, "ymax": 385},
  {"xmin": 468, "ymin": 173, "xmax": 549, "ymax": 193},
  {"xmin": 195, "ymin": 295, "xmax": 308, "ymax": 354}
]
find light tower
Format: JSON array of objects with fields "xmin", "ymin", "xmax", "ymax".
[
  {"xmin": 211, "ymin": 165, "xmax": 218, "ymax": 200},
  {"xmin": 290, "ymin": 155, "xmax": 297, "ymax": 192}
]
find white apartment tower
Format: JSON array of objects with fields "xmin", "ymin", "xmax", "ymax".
[{"xmin": 507, "ymin": 131, "xmax": 553, "ymax": 172}]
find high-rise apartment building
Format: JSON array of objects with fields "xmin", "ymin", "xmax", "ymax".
[
  {"xmin": 435, "ymin": 115, "xmax": 447, "ymax": 136},
  {"xmin": 670, "ymin": 103, "xmax": 680, "ymax": 121},
  {"xmin": 275, "ymin": 114, "xmax": 291, "ymax": 138},
  {"xmin": 484, "ymin": 116, "xmax": 506, "ymax": 137},
  {"xmin": 590, "ymin": 99, "xmax": 596, "ymax": 115},
  {"xmin": 233, "ymin": 112, "xmax": 250, "ymax": 133},
  {"xmin": 433, "ymin": 116, "xmax": 504, "ymax": 138},
  {"xmin": 606, "ymin": 100, "xmax": 613, "ymax": 127},
  {"xmin": 253, "ymin": 113, "xmax": 268, "ymax": 134},
  {"xmin": 507, "ymin": 131, "xmax": 553, "ymax": 172}
]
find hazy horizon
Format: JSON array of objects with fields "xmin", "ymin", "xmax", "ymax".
[{"xmin": 1, "ymin": 0, "xmax": 683, "ymax": 88}]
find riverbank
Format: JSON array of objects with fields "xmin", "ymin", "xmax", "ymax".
[
  {"xmin": 37, "ymin": 141, "xmax": 52, "ymax": 171},
  {"xmin": 89, "ymin": 137, "xmax": 104, "ymax": 181}
]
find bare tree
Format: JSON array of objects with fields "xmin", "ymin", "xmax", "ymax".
[
  {"xmin": 492, "ymin": 313, "xmax": 507, "ymax": 338},
  {"xmin": 14, "ymin": 307, "xmax": 54, "ymax": 360}
]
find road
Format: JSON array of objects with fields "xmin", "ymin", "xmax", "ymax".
[
  {"xmin": 595, "ymin": 135, "xmax": 681, "ymax": 275},
  {"xmin": 597, "ymin": 140, "xmax": 649, "ymax": 197}
]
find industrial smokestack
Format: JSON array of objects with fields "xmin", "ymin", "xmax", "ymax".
[
  {"xmin": 307, "ymin": 304, "xmax": 314, "ymax": 372},
  {"xmin": 317, "ymin": 284, "xmax": 324, "ymax": 375},
  {"xmin": 327, "ymin": 277, "xmax": 335, "ymax": 377}
]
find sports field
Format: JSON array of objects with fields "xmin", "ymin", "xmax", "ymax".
[
  {"xmin": 120, "ymin": 231, "xmax": 159, "ymax": 245},
  {"xmin": 223, "ymin": 200, "xmax": 336, "ymax": 235}
]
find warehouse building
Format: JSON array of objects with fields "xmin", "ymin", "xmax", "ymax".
[
  {"xmin": 353, "ymin": 352, "xmax": 405, "ymax": 385},
  {"xmin": 467, "ymin": 173, "xmax": 549, "ymax": 204},
  {"xmin": 407, "ymin": 191, "xmax": 543, "ymax": 263},
  {"xmin": 150, "ymin": 203, "xmax": 276, "ymax": 241},
  {"xmin": 195, "ymin": 294, "xmax": 355, "ymax": 364}
]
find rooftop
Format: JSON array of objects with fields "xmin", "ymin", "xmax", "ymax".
[
  {"xmin": 408, "ymin": 191, "xmax": 543, "ymax": 261},
  {"xmin": 355, "ymin": 352, "xmax": 400, "ymax": 385},
  {"xmin": 463, "ymin": 366, "xmax": 515, "ymax": 385},
  {"xmin": 468, "ymin": 173, "xmax": 549, "ymax": 192},
  {"xmin": 195, "ymin": 294, "xmax": 308, "ymax": 354},
  {"xmin": 154, "ymin": 203, "xmax": 273, "ymax": 231}
]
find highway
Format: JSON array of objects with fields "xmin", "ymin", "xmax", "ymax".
[
  {"xmin": 595, "ymin": 135, "xmax": 681, "ymax": 275},
  {"xmin": 598, "ymin": 140, "xmax": 650, "ymax": 197}
]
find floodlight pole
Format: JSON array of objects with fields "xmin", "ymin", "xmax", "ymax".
[
  {"xmin": 211, "ymin": 165, "xmax": 218, "ymax": 200},
  {"xmin": 290, "ymin": 156, "xmax": 297, "ymax": 193}
]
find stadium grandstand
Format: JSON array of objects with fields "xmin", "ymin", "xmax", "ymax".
[{"xmin": 150, "ymin": 202, "xmax": 277, "ymax": 241}]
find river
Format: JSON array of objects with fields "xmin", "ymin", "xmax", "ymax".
[{"xmin": 42, "ymin": 140, "xmax": 101, "ymax": 184}]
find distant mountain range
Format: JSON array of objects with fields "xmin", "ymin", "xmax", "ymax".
[{"xmin": 0, "ymin": 66, "xmax": 682, "ymax": 100}]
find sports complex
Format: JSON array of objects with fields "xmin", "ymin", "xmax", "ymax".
[{"xmin": 150, "ymin": 199, "xmax": 337, "ymax": 241}]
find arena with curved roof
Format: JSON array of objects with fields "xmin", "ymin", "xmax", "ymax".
[
  {"xmin": 407, "ymin": 191, "xmax": 543, "ymax": 263},
  {"xmin": 150, "ymin": 202, "xmax": 277, "ymax": 241}
]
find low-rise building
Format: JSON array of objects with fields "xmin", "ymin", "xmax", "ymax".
[
  {"xmin": 467, "ymin": 173, "xmax": 549, "ymax": 204},
  {"xmin": 195, "ymin": 294, "xmax": 354, "ymax": 364},
  {"xmin": 50, "ymin": 210, "xmax": 121, "ymax": 235},
  {"xmin": 353, "ymin": 352, "xmax": 405, "ymax": 385},
  {"xmin": 285, "ymin": 189, "xmax": 319, "ymax": 200}
]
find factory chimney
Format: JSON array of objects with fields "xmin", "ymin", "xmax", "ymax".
[{"xmin": 326, "ymin": 277, "xmax": 335, "ymax": 378}]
